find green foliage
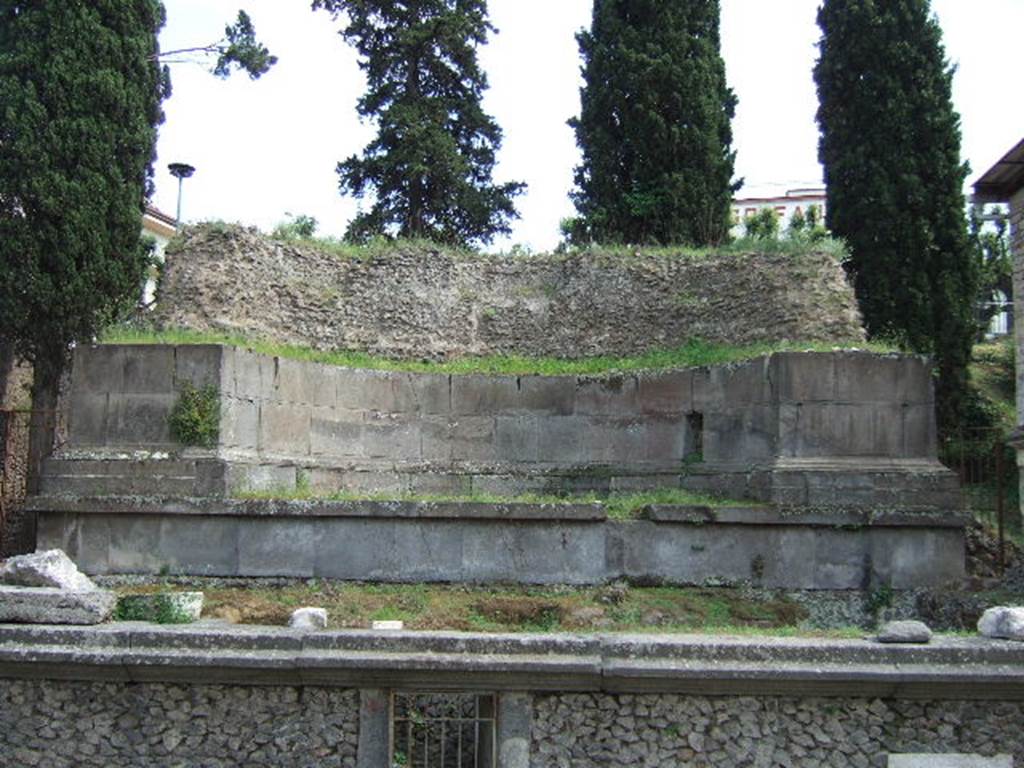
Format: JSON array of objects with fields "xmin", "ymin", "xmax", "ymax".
[
  {"xmin": 742, "ymin": 209, "xmax": 779, "ymax": 240},
  {"xmin": 814, "ymin": 0, "xmax": 975, "ymax": 434},
  {"xmin": 214, "ymin": 10, "xmax": 277, "ymax": 79},
  {"xmin": 272, "ymin": 213, "xmax": 319, "ymax": 241},
  {"xmin": 312, "ymin": 0, "xmax": 524, "ymax": 247},
  {"xmin": 569, "ymin": 0, "xmax": 739, "ymax": 246},
  {"xmin": 114, "ymin": 593, "xmax": 195, "ymax": 624},
  {"xmin": 168, "ymin": 383, "xmax": 220, "ymax": 448},
  {"xmin": 787, "ymin": 204, "xmax": 829, "ymax": 243},
  {"xmin": 970, "ymin": 205, "xmax": 1012, "ymax": 340},
  {"xmin": 0, "ymin": 1, "xmax": 167, "ymax": 381},
  {"xmin": 159, "ymin": 9, "xmax": 277, "ymax": 80}
]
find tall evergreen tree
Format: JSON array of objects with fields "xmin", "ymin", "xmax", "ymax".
[
  {"xmin": 312, "ymin": 0, "xmax": 524, "ymax": 247},
  {"xmin": 568, "ymin": 0, "xmax": 738, "ymax": 246},
  {"xmin": 0, "ymin": 0, "xmax": 167, "ymax": 490},
  {"xmin": 814, "ymin": 0, "xmax": 975, "ymax": 433}
]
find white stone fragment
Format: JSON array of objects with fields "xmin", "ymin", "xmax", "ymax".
[
  {"xmin": 876, "ymin": 620, "xmax": 932, "ymax": 644},
  {"xmin": 978, "ymin": 607, "xmax": 1024, "ymax": 641},
  {"xmin": 0, "ymin": 549, "xmax": 96, "ymax": 592},
  {"xmin": 0, "ymin": 585, "xmax": 115, "ymax": 624},
  {"xmin": 289, "ymin": 607, "xmax": 328, "ymax": 630},
  {"xmin": 888, "ymin": 754, "xmax": 1012, "ymax": 767},
  {"xmin": 372, "ymin": 620, "xmax": 404, "ymax": 631}
]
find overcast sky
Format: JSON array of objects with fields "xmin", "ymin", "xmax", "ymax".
[{"xmin": 152, "ymin": 1, "xmax": 1024, "ymax": 251}]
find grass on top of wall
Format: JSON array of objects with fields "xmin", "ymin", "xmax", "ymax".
[
  {"xmin": 233, "ymin": 487, "xmax": 758, "ymax": 520},
  {"xmin": 100, "ymin": 326, "xmax": 894, "ymax": 377},
  {"xmin": 116, "ymin": 579, "xmax": 855, "ymax": 636}
]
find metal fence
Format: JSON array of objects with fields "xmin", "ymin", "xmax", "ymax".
[
  {"xmin": 391, "ymin": 692, "xmax": 496, "ymax": 768},
  {"xmin": 939, "ymin": 428, "xmax": 1018, "ymax": 573}
]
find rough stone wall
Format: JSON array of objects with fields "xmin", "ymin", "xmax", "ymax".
[
  {"xmin": 0, "ymin": 679, "xmax": 359, "ymax": 767},
  {"xmin": 1012, "ymin": 188, "xmax": 1024, "ymax": 425},
  {"xmin": 154, "ymin": 226, "xmax": 864, "ymax": 359},
  {"xmin": 532, "ymin": 693, "xmax": 1022, "ymax": 767}
]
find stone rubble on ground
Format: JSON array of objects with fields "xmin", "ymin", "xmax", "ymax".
[
  {"xmin": 0, "ymin": 549, "xmax": 97, "ymax": 591},
  {"xmin": 0, "ymin": 549, "xmax": 115, "ymax": 625},
  {"xmin": 876, "ymin": 620, "xmax": 933, "ymax": 644},
  {"xmin": 289, "ymin": 607, "xmax": 328, "ymax": 630},
  {"xmin": 977, "ymin": 606, "xmax": 1024, "ymax": 641}
]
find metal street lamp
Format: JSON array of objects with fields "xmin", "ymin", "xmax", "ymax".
[{"xmin": 168, "ymin": 162, "xmax": 196, "ymax": 231}]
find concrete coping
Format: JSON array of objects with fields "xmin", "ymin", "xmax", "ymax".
[
  {"xmin": 26, "ymin": 496, "xmax": 968, "ymax": 528},
  {"xmin": 1, "ymin": 622, "xmax": 1022, "ymax": 698}
]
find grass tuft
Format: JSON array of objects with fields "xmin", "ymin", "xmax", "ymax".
[{"xmin": 100, "ymin": 326, "xmax": 892, "ymax": 377}]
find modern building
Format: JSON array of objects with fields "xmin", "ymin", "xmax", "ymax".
[
  {"xmin": 141, "ymin": 204, "xmax": 176, "ymax": 306},
  {"xmin": 974, "ymin": 138, "xmax": 1024, "ymax": 522},
  {"xmin": 731, "ymin": 187, "xmax": 827, "ymax": 236}
]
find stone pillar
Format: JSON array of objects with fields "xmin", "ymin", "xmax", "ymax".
[
  {"xmin": 356, "ymin": 688, "xmax": 390, "ymax": 768},
  {"xmin": 497, "ymin": 692, "xmax": 532, "ymax": 768}
]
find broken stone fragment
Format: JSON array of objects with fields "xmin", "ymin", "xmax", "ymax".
[
  {"xmin": 0, "ymin": 585, "xmax": 115, "ymax": 624},
  {"xmin": 289, "ymin": 607, "xmax": 328, "ymax": 630},
  {"xmin": 0, "ymin": 549, "xmax": 97, "ymax": 591},
  {"xmin": 978, "ymin": 606, "xmax": 1024, "ymax": 641},
  {"xmin": 876, "ymin": 620, "xmax": 932, "ymax": 644}
]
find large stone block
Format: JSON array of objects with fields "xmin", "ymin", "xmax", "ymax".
[
  {"xmin": 637, "ymin": 371, "xmax": 692, "ymax": 415},
  {"xmin": 67, "ymin": 392, "xmax": 109, "ymax": 446},
  {"xmin": 451, "ymin": 375, "xmax": 519, "ymax": 415},
  {"xmin": 310, "ymin": 411, "xmax": 364, "ymax": 459},
  {"xmin": 0, "ymin": 549, "xmax": 96, "ymax": 591},
  {"xmin": 238, "ymin": 519, "xmax": 316, "ymax": 578},
  {"xmin": 0, "ymin": 585, "xmax": 116, "ymax": 624},
  {"xmin": 518, "ymin": 376, "xmax": 575, "ymax": 415},
  {"xmin": 106, "ymin": 394, "xmax": 175, "ymax": 446},
  {"xmin": 772, "ymin": 352, "xmax": 837, "ymax": 403},
  {"xmin": 173, "ymin": 344, "xmax": 223, "ymax": 389},
  {"xmin": 575, "ymin": 375, "xmax": 638, "ymax": 416},
  {"xmin": 259, "ymin": 402, "xmax": 312, "ymax": 455},
  {"xmin": 121, "ymin": 345, "xmax": 175, "ymax": 394}
]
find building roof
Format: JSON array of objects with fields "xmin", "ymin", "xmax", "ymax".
[
  {"xmin": 974, "ymin": 138, "xmax": 1024, "ymax": 202},
  {"xmin": 143, "ymin": 203, "xmax": 177, "ymax": 239}
]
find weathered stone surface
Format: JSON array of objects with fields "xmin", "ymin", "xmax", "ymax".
[
  {"xmin": 0, "ymin": 549, "xmax": 96, "ymax": 591},
  {"xmin": 877, "ymin": 620, "xmax": 933, "ymax": 644},
  {"xmin": 116, "ymin": 592, "xmax": 203, "ymax": 623},
  {"xmin": 889, "ymin": 756, "xmax": 1013, "ymax": 768},
  {"xmin": 0, "ymin": 585, "xmax": 115, "ymax": 624},
  {"xmin": 155, "ymin": 225, "xmax": 864, "ymax": 360},
  {"xmin": 0, "ymin": 548, "xmax": 96, "ymax": 593},
  {"xmin": 978, "ymin": 606, "xmax": 1024, "ymax": 640},
  {"xmin": 289, "ymin": 607, "xmax": 327, "ymax": 630},
  {"xmin": 0, "ymin": 679, "xmax": 359, "ymax": 768}
]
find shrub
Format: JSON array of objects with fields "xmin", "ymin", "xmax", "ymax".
[{"xmin": 168, "ymin": 382, "xmax": 220, "ymax": 448}]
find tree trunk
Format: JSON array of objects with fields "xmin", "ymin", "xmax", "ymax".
[
  {"xmin": 25, "ymin": 352, "xmax": 63, "ymax": 497},
  {"xmin": 0, "ymin": 338, "xmax": 14, "ymax": 407}
]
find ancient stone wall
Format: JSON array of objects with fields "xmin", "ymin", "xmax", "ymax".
[
  {"xmin": 154, "ymin": 226, "xmax": 864, "ymax": 359},
  {"xmin": 0, "ymin": 679, "xmax": 359, "ymax": 767},
  {"xmin": 532, "ymin": 693, "xmax": 1023, "ymax": 767}
]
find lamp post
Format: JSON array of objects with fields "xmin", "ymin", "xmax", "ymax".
[{"xmin": 168, "ymin": 162, "xmax": 196, "ymax": 231}]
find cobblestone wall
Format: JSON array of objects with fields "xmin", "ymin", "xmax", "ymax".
[
  {"xmin": 0, "ymin": 680, "xmax": 359, "ymax": 767},
  {"xmin": 154, "ymin": 225, "xmax": 864, "ymax": 360},
  {"xmin": 532, "ymin": 693, "xmax": 1023, "ymax": 767}
]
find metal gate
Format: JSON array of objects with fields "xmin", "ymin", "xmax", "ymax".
[{"xmin": 391, "ymin": 692, "xmax": 496, "ymax": 768}]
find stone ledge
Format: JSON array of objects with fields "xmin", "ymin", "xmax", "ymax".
[
  {"xmin": 26, "ymin": 495, "xmax": 607, "ymax": 522},
  {"xmin": 2, "ymin": 623, "xmax": 1023, "ymax": 698}
]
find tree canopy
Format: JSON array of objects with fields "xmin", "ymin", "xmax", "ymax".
[
  {"xmin": 312, "ymin": 0, "xmax": 524, "ymax": 247},
  {"xmin": 0, "ymin": 0, "xmax": 167, "ymax": 381},
  {"xmin": 567, "ymin": 0, "xmax": 739, "ymax": 247},
  {"xmin": 814, "ymin": 0, "xmax": 975, "ymax": 432}
]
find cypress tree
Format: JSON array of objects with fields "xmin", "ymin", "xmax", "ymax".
[
  {"xmin": 814, "ymin": 0, "xmax": 975, "ymax": 433},
  {"xmin": 568, "ymin": 0, "xmax": 738, "ymax": 246},
  {"xmin": 312, "ymin": 0, "xmax": 524, "ymax": 247},
  {"xmin": 0, "ymin": 0, "xmax": 167, "ymax": 490}
]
